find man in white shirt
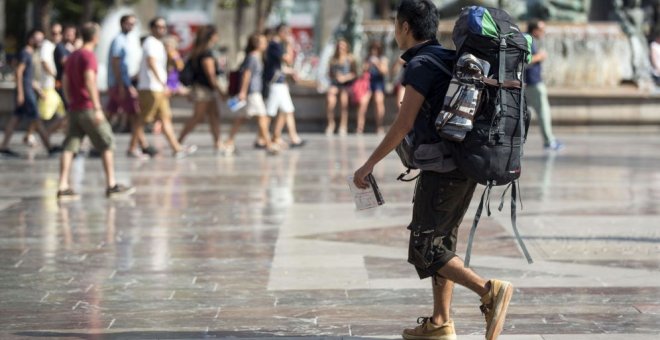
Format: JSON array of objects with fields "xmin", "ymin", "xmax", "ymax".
[
  {"xmin": 24, "ymin": 23, "xmax": 67, "ymax": 146},
  {"xmin": 129, "ymin": 17, "xmax": 195, "ymax": 158}
]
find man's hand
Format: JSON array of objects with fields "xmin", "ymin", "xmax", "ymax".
[
  {"xmin": 128, "ymin": 86, "xmax": 138, "ymax": 98},
  {"xmin": 93, "ymin": 108, "xmax": 105, "ymax": 126},
  {"xmin": 353, "ymin": 162, "xmax": 375, "ymax": 190},
  {"xmin": 16, "ymin": 93, "xmax": 25, "ymax": 106}
]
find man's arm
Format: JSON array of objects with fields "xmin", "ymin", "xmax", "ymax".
[
  {"xmin": 15, "ymin": 62, "xmax": 26, "ymax": 105},
  {"xmin": 353, "ymin": 85, "xmax": 425, "ymax": 189},
  {"xmin": 530, "ymin": 50, "xmax": 547, "ymax": 64},
  {"xmin": 147, "ymin": 56, "xmax": 167, "ymax": 89},
  {"xmin": 61, "ymin": 74, "xmax": 70, "ymax": 103},
  {"xmin": 111, "ymin": 56, "xmax": 123, "ymax": 85},
  {"xmin": 41, "ymin": 48, "xmax": 57, "ymax": 78},
  {"xmin": 84, "ymin": 68, "xmax": 104, "ymax": 123}
]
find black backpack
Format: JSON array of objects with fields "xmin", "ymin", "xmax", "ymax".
[{"xmin": 449, "ymin": 6, "xmax": 533, "ymax": 266}]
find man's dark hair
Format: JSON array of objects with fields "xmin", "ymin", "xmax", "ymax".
[
  {"xmin": 25, "ymin": 28, "xmax": 43, "ymax": 44},
  {"xmin": 80, "ymin": 22, "xmax": 99, "ymax": 43},
  {"xmin": 120, "ymin": 14, "xmax": 135, "ymax": 25},
  {"xmin": 149, "ymin": 17, "xmax": 165, "ymax": 29},
  {"xmin": 276, "ymin": 23, "xmax": 288, "ymax": 33},
  {"xmin": 527, "ymin": 19, "xmax": 541, "ymax": 33},
  {"xmin": 396, "ymin": 0, "xmax": 439, "ymax": 41}
]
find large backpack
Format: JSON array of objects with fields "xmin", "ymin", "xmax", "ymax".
[
  {"xmin": 450, "ymin": 6, "xmax": 533, "ymax": 266},
  {"xmin": 394, "ymin": 46, "xmax": 456, "ymax": 178}
]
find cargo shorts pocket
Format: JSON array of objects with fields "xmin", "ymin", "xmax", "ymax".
[
  {"xmin": 433, "ymin": 176, "xmax": 470, "ymax": 212},
  {"xmin": 408, "ymin": 224, "xmax": 443, "ymax": 269}
]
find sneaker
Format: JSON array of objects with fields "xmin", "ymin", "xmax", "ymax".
[
  {"xmin": 23, "ymin": 135, "xmax": 36, "ymax": 147},
  {"xmin": 266, "ymin": 145, "xmax": 280, "ymax": 156},
  {"xmin": 141, "ymin": 145, "xmax": 159, "ymax": 157},
  {"xmin": 127, "ymin": 149, "xmax": 149, "ymax": 160},
  {"xmin": 174, "ymin": 144, "xmax": 198, "ymax": 159},
  {"xmin": 57, "ymin": 188, "xmax": 80, "ymax": 201},
  {"xmin": 480, "ymin": 279, "xmax": 514, "ymax": 340},
  {"xmin": 402, "ymin": 317, "xmax": 456, "ymax": 340},
  {"xmin": 106, "ymin": 184, "xmax": 136, "ymax": 198},
  {"xmin": 544, "ymin": 140, "xmax": 565, "ymax": 152},
  {"xmin": 0, "ymin": 148, "xmax": 21, "ymax": 158},
  {"xmin": 224, "ymin": 143, "xmax": 236, "ymax": 157}
]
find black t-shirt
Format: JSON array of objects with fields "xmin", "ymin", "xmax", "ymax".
[
  {"xmin": 401, "ymin": 39, "xmax": 454, "ymax": 145},
  {"xmin": 264, "ymin": 41, "xmax": 286, "ymax": 84},
  {"xmin": 192, "ymin": 50, "xmax": 220, "ymax": 88},
  {"xmin": 54, "ymin": 43, "xmax": 71, "ymax": 81}
]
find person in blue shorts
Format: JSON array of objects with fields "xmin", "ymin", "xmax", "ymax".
[{"xmin": 1, "ymin": 29, "xmax": 60, "ymax": 157}]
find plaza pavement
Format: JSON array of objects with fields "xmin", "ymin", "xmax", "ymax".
[{"xmin": 0, "ymin": 127, "xmax": 659, "ymax": 339}]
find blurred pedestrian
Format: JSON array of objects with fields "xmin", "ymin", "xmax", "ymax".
[
  {"xmin": 525, "ymin": 19, "xmax": 563, "ymax": 151},
  {"xmin": 392, "ymin": 57, "xmax": 406, "ymax": 110},
  {"xmin": 177, "ymin": 25, "xmax": 226, "ymax": 151},
  {"xmin": 356, "ymin": 40, "xmax": 389, "ymax": 134},
  {"xmin": 106, "ymin": 15, "xmax": 154, "ymax": 156},
  {"xmin": 129, "ymin": 17, "xmax": 196, "ymax": 159},
  {"xmin": 37, "ymin": 23, "xmax": 67, "ymax": 135},
  {"xmin": 0, "ymin": 29, "xmax": 60, "ymax": 157},
  {"xmin": 325, "ymin": 38, "xmax": 356, "ymax": 136},
  {"xmin": 225, "ymin": 33, "xmax": 279, "ymax": 156},
  {"xmin": 164, "ymin": 36, "xmax": 185, "ymax": 94},
  {"xmin": 651, "ymin": 30, "xmax": 660, "ymax": 87},
  {"xmin": 266, "ymin": 24, "xmax": 305, "ymax": 148},
  {"xmin": 57, "ymin": 22, "xmax": 134, "ymax": 200},
  {"xmin": 54, "ymin": 25, "xmax": 77, "ymax": 106}
]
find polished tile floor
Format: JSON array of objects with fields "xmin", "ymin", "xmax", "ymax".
[{"xmin": 0, "ymin": 127, "xmax": 659, "ymax": 339}]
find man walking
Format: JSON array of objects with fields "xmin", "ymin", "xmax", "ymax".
[
  {"xmin": 0, "ymin": 29, "xmax": 59, "ymax": 157},
  {"xmin": 57, "ymin": 22, "xmax": 134, "ymax": 200},
  {"xmin": 264, "ymin": 24, "xmax": 305, "ymax": 148},
  {"xmin": 130, "ymin": 17, "xmax": 195, "ymax": 158},
  {"xmin": 38, "ymin": 23, "xmax": 67, "ymax": 133},
  {"xmin": 107, "ymin": 14, "xmax": 154, "ymax": 156},
  {"xmin": 525, "ymin": 19, "xmax": 563, "ymax": 151},
  {"xmin": 353, "ymin": 1, "xmax": 513, "ymax": 339},
  {"xmin": 54, "ymin": 24, "xmax": 77, "ymax": 104}
]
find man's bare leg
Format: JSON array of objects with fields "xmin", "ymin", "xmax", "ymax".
[
  {"xmin": 100, "ymin": 149, "xmax": 117, "ymax": 189},
  {"xmin": 1, "ymin": 116, "xmax": 20, "ymax": 149},
  {"xmin": 431, "ymin": 277, "xmax": 455, "ymax": 326},
  {"xmin": 437, "ymin": 257, "xmax": 489, "ymax": 297},
  {"xmin": 58, "ymin": 151, "xmax": 75, "ymax": 190}
]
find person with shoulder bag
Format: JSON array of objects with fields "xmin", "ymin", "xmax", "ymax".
[{"xmin": 178, "ymin": 25, "xmax": 227, "ymax": 151}]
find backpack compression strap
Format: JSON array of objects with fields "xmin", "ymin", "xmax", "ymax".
[{"xmin": 464, "ymin": 182, "xmax": 492, "ymax": 267}]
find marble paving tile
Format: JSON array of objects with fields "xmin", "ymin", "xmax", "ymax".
[{"xmin": 0, "ymin": 129, "xmax": 659, "ymax": 338}]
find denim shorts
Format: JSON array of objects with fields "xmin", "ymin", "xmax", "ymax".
[{"xmin": 408, "ymin": 169, "xmax": 477, "ymax": 279}]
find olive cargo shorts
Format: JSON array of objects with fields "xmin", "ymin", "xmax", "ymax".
[
  {"xmin": 63, "ymin": 109, "xmax": 114, "ymax": 153},
  {"xmin": 408, "ymin": 169, "xmax": 477, "ymax": 279}
]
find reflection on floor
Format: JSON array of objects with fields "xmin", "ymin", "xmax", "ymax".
[{"xmin": 0, "ymin": 128, "xmax": 659, "ymax": 339}]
